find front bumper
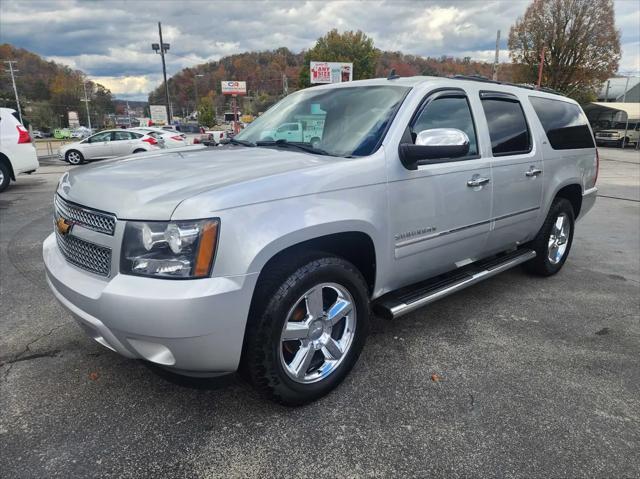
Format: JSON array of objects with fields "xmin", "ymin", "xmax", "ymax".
[{"xmin": 43, "ymin": 233, "xmax": 258, "ymax": 375}]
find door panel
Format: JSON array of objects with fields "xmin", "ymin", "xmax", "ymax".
[
  {"xmin": 112, "ymin": 131, "xmax": 134, "ymax": 156},
  {"xmin": 82, "ymin": 132, "xmax": 113, "ymax": 159},
  {"xmin": 479, "ymin": 93, "xmax": 543, "ymax": 251},
  {"xmin": 386, "ymin": 89, "xmax": 492, "ymax": 289}
]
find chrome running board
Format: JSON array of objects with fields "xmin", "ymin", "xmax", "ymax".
[{"xmin": 374, "ymin": 249, "xmax": 536, "ymax": 320}]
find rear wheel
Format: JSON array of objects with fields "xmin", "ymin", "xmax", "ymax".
[
  {"xmin": 65, "ymin": 150, "xmax": 83, "ymax": 165},
  {"xmin": 310, "ymin": 137, "xmax": 321, "ymax": 149},
  {"xmin": 524, "ymin": 197, "xmax": 575, "ymax": 276},
  {"xmin": 0, "ymin": 162, "xmax": 11, "ymax": 193},
  {"xmin": 242, "ymin": 254, "xmax": 370, "ymax": 406}
]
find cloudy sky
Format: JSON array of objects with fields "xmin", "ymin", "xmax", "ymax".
[{"xmin": 1, "ymin": 0, "xmax": 638, "ymax": 100}]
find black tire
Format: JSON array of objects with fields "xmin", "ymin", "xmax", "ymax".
[
  {"xmin": 65, "ymin": 150, "xmax": 84, "ymax": 165},
  {"xmin": 310, "ymin": 137, "xmax": 321, "ymax": 149},
  {"xmin": 241, "ymin": 253, "xmax": 370, "ymax": 406},
  {"xmin": 133, "ymin": 149, "xmax": 146, "ymax": 153},
  {"xmin": 524, "ymin": 197, "xmax": 575, "ymax": 276},
  {"xmin": 0, "ymin": 161, "xmax": 11, "ymax": 193}
]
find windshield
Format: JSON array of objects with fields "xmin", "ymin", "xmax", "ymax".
[{"xmin": 235, "ymin": 85, "xmax": 410, "ymax": 157}]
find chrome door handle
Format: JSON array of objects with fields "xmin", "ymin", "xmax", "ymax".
[
  {"xmin": 467, "ymin": 177, "xmax": 490, "ymax": 187},
  {"xmin": 526, "ymin": 167, "xmax": 543, "ymax": 177}
]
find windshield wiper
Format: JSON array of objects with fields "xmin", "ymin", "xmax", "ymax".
[
  {"xmin": 256, "ymin": 139, "xmax": 332, "ymax": 156},
  {"xmin": 228, "ymin": 138, "xmax": 256, "ymax": 147}
]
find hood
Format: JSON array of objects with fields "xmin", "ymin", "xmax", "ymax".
[{"xmin": 58, "ymin": 147, "xmax": 338, "ymax": 220}]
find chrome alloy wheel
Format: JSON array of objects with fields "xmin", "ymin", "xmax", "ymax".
[
  {"xmin": 548, "ymin": 213, "xmax": 571, "ymax": 264},
  {"xmin": 279, "ymin": 282, "xmax": 356, "ymax": 384},
  {"xmin": 0, "ymin": 169, "xmax": 4, "ymax": 184},
  {"xmin": 67, "ymin": 151, "xmax": 81, "ymax": 164}
]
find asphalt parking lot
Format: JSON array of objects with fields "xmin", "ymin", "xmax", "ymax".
[{"xmin": 1, "ymin": 149, "xmax": 638, "ymax": 478}]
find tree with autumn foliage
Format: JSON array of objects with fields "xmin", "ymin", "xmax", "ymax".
[
  {"xmin": 299, "ymin": 30, "xmax": 379, "ymax": 87},
  {"xmin": 508, "ymin": 0, "xmax": 621, "ymax": 102}
]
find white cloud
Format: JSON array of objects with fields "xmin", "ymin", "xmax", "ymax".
[{"xmin": 90, "ymin": 75, "xmax": 158, "ymax": 96}]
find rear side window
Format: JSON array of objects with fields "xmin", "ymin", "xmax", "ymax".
[
  {"xmin": 529, "ymin": 97, "xmax": 594, "ymax": 149},
  {"xmin": 480, "ymin": 95, "xmax": 531, "ymax": 156},
  {"xmin": 113, "ymin": 131, "xmax": 132, "ymax": 141}
]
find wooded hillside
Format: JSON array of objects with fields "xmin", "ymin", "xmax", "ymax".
[{"xmin": 0, "ymin": 44, "xmax": 114, "ymax": 128}]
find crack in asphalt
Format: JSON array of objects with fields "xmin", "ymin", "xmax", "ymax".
[{"xmin": 0, "ymin": 324, "xmax": 66, "ymax": 383}]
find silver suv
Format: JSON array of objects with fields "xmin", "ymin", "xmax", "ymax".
[{"xmin": 44, "ymin": 76, "xmax": 598, "ymax": 405}]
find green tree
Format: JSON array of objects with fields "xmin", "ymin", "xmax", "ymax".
[
  {"xmin": 508, "ymin": 0, "xmax": 621, "ymax": 100},
  {"xmin": 299, "ymin": 30, "xmax": 379, "ymax": 88},
  {"xmin": 197, "ymin": 101, "xmax": 215, "ymax": 127}
]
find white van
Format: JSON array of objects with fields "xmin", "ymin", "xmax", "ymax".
[{"xmin": 0, "ymin": 107, "xmax": 39, "ymax": 192}]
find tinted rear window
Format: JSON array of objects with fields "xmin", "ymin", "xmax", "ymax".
[
  {"xmin": 481, "ymin": 96, "xmax": 531, "ymax": 156},
  {"xmin": 529, "ymin": 97, "xmax": 594, "ymax": 149}
]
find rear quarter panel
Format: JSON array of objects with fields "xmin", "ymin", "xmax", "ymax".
[{"xmin": 523, "ymin": 95, "xmax": 597, "ymax": 225}]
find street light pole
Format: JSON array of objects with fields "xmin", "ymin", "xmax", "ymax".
[
  {"xmin": 194, "ymin": 74, "xmax": 203, "ymax": 118},
  {"xmin": 152, "ymin": 22, "xmax": 172, "ymax": 124}
]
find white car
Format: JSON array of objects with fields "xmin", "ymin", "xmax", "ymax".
[
  {"xmin": 0, "ymin": 107, "xmax": 39, "ymax": 193},
  {"xmin": 130, "ymin": 127, "xmax": 188, "ymax": 149},
  {"xmin": 59, "ymin": 129, "xmax": 162, "ymax": 165}
]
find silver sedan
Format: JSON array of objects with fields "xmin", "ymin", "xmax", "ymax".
[{"xmin": 59, "ymin": 129, "xmax": 163, "ymax": 165}]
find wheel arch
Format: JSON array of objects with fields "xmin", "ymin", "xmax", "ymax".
[
  {"xmin": 0, "ymin": 152, "xmax": 16, "ymax": 180},
  {"xmin": 554, "ymin": 183, "xmax": 582, "ymax": 218},
  {"xmin": 249, "ymin": 225, "xmax": 379, "ymax": 296}
]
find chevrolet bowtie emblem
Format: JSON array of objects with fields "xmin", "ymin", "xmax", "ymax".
[{"xmin": 56, "ymin": 217, "xmax": 72, "ymax": 236}]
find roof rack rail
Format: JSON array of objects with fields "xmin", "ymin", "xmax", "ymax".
[
  {"xmin": 450, "ymin": 75, "xmax": 565, "ymax": 97},
  {"xmin": 452, "ymin": 74, "xmax": 499, "ymax": 84}
]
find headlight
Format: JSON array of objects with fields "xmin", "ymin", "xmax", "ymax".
[{"xmin": 120, "ymin": 219, "xmax": 219, "ymax": 279}]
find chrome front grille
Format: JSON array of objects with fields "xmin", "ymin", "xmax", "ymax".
[
  {"xmin": 54, "ymin": 195, "xmax": 116, "ymax": 236},
  {"xmin": 55, "ymin": 231, "xmax": 112, "ymax": 276}
]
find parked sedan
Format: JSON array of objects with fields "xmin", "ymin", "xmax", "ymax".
[
  {"xmin": 130, "ymin": 127, "xmax": 188, "ymax": 149},
  {"xmin": 59, "ymin": 129, "xmax": 162, "ymax": 165}
]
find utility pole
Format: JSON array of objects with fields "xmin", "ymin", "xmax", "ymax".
[
  {"xmin": 492, "ymin": 30, "xmax": 500, "ymax": 81},
  {"xmin": 81, "ymin": 80, "xmax": 92, "ymax": 130},
  {"xmin": 282, "ymin": 73, "xmax": 289, "ymax": 95},
  {"xmin": 4, "ymin": 60, "xmax": 23, "ymax": 123},
  {"xmin": 151, "ymin": 22, "xmax": 171, "ymax": 124},
  {"xmin": 536, "ymin": 45, "xmax": 546, "ymax": 89},
  {"xmin": 604, "ymin": 80, "xmax": 611, "ymax": 102},
  {"xmin": 622, "ymin": 76, "xmax": 630, "ymax": 102}
]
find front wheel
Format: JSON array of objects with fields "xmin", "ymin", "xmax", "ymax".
[
  {"xmin": 242, "ymin": 254, "xmax": 370, "ymax": 406},
  {"xmin": 524, "ymin": 197, "xmax": 575, "ymax": 276},
  {"xmin": 65, "ymin": 150, "xmax": 84, "ymax": 165}
]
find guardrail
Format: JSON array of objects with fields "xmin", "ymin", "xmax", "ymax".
[{"xmin": 34, "ymin": 139, "xmax": 73, "ymax": 159}]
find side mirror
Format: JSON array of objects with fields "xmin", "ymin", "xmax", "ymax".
[{"xmin": 399, "ymin": 128, "xmax": 470, "ymax": 170}]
